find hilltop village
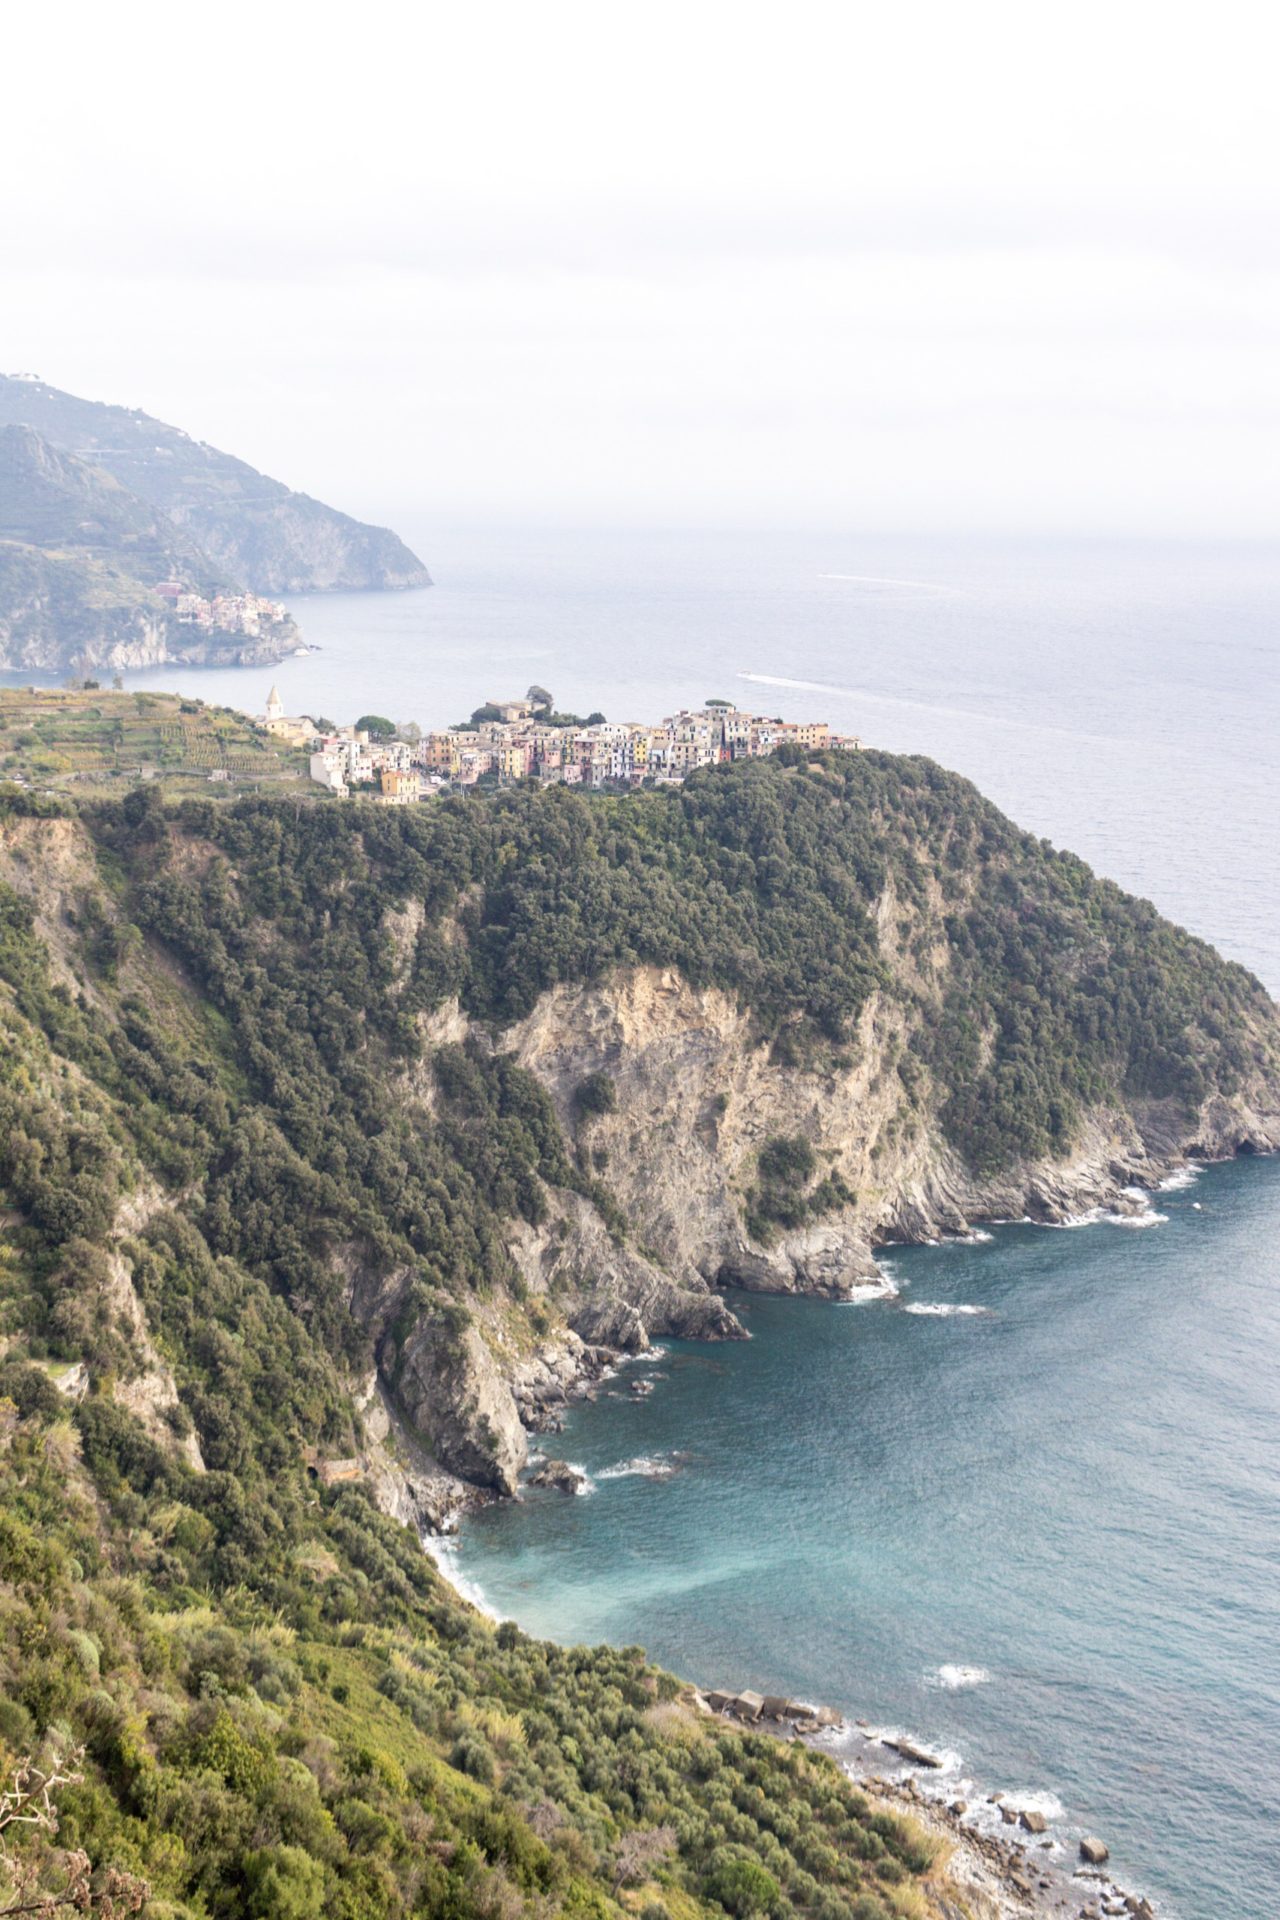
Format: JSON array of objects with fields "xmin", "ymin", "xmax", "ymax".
[{"xmin": 275, "ymin": 689, "xmax": 859, "ymax": 801}]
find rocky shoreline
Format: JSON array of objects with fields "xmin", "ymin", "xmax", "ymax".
[
  {"xmin": 364, "ymin": 1151, "xmax": 1264, "ymax": 1917},
  {"xmin": 360, "ymin": 1137, "xmax": 1272, "ymax": 1533},
  {"xmin": 687, "ymin": 1689, "xmax": 1153, "ymax": 1920}
]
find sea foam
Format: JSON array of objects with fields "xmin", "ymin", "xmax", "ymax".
[
  {"xmin": 931, "ymin": 1664, "xmax": 991, "ymax": 1689},
  {"xmin": 1058, "ymin": 1204, "xmax": 1168, "ymax": 1230},
  {"xmin": 1158, "ymin": 1163, "xmax": 1205, "ymax": 1192},
  {"xmin": 423, "ymin": 1536, "xmax": 498, "ymax": 1618}
]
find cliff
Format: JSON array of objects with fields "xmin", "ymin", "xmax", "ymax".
[
  {"xmin": 2, "ymin": 749, "xmax": 1276, "ymax": 1502},
  {"xmin": 0, "ymin": 373, "xmax": 431, "ymax": 593}
]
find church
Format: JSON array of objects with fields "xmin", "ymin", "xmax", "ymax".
[{"xmin": 259, "ymin": 685, "xmax": 319, "ymax": 748}]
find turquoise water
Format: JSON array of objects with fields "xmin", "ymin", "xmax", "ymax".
[{"xmin": 453, "ymin": 1158, "xmax": 1280, "ymax": 1919}]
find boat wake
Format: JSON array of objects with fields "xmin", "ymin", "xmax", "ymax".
[
  {"xmin": 902, "ymin": 1302, "xmax": 989, "ymax": 1318},
  {"xmin": 597, "ymin": 1454, "xmax": 684, "ymax": 1481}
]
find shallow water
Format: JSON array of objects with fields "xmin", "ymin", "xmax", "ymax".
[{"xmin": 455, "ymin": 1158, "xmax": 1280, "ymax": 1918}]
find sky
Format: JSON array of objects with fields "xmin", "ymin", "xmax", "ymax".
[{"xmin": 4, "ymin": 0, "xmax": 1279, "ymax": 535}]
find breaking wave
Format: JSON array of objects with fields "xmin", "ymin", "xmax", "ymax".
[
  {"xmin": 1158, "ymin": 1164, "xmax": 1205, "ymax": 1192},
  {"xmin": 422, "ymin": 1535, "xmax": 498, "ymax": 1618}
]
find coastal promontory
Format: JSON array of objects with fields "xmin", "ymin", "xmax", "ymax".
[{"xmin": 0, "ymin": 740, "xmax": 1276, "ymax": 1920}]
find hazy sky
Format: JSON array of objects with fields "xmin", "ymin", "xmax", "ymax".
[{"xmin": 5, "ymin": 0, "xmax": 1278, "ymax": 534}]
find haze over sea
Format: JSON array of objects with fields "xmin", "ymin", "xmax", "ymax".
[{"xmin": 119, "ymin": 529, "xmax": 1279, "ymax": 1918}]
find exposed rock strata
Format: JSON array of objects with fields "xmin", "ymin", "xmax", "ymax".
[
  {"xmin": 364, "ymin": 962, "xmax": 1279, "ymax": 1512},
  {"xmin": 334, "ymin": 958, "xmax": 1280, "ymax": 1521},
  {"xmin": 508, "ymin": 965, "xmax": 1280, "ymax": 1288}
]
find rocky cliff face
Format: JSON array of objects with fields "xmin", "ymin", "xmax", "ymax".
[
  {"xmin": 338, "ymin": 958, "xmax": 1279, "ymax": 1507},
  {"xmin": 508, "ymin": 963, "xmax": 1279, "ymax": 1286}
]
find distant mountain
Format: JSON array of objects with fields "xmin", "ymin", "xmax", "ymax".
[
  {"xmin": 0, "ymin": 422, "xmax": 224, "ymax": 589},
  {"xmin": 0, "ymin": 373, "xmax": 431, "ymax": 594},
  {"xmin": 0, "ymin": 424, "xmax": 299, "ymax": 672}
]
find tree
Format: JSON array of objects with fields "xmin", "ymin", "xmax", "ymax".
[
  {"xmin": 527, "ymin": 685, "xmax": 554, "ymax": 712},
  {"xmin": 573, "ymin": 1071, "xmax": 617, "ymax": 1120},
  {"xmin": 243, "ymin": 1847, "xmax": 326, "ymax": 1920},
  {"xmin": 613, "ymin": 1827, "xmax": 676, "ymax": 1890},
  {"xmin": 469, "ymin": 704, "xmax": 503, "ymax": 726},
  {"xmin": 704, "ymin": 1856, "xmax": 781, "ymax": 1918},
  {"xmin": 399, "ymin": 721, "xmax": 422, "ymax": 744},
  {"xmin": 354, "ymin": 715, "xmax": 396, "ymax": 740}
]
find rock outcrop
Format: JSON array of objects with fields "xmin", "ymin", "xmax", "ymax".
[{"xmin": 505, "ymin": 965, "xmax": 1280, "ymax": 1304}]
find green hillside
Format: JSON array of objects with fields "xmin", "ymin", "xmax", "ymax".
[{"xmin": 0, "ymin": 745, "xmax": 1275, "ymax": 1920}]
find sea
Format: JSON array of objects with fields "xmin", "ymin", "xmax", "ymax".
[{"xmin": 65, "ymin": 528, "xmax": 1280, "ymax": 1916}]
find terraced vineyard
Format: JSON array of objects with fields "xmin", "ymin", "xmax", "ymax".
[{"xmin": 0, "ymin": 687, "xmax": 307, "ymax": 793}]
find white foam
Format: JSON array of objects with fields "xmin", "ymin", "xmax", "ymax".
[
  {"xmin": 840, "ymin": 1262, "xmax": 899, "ymax": 1305},
  {"xmin": 903, "ymin": 1302, "xmax": 989, "ymax": 1317},
  {"xmin": 841, "ymin": 1274, "xmax": 900, "ymax": 1304},
  {"xmin": 422, "ymin": 1535, "xmax": 498, "ymax": 1618},
  {"xmin": 597, "ymin": 1455, "xmax": 680, "ymax": 1481},
  {"xmin": 1158, "ymin": 1163, "xmax": 1205, "ymax": 1191},
  {"xmin": 952, "ymin": 1228, "xmax": 994, "ymax": 1244},
  {"xmin": 815, "ymin": 573, "xmax": 959, "ymax": 595},
  {"xmin": 1057, "ymin": 1204, "xmax": 1167, "ymax": 1230},
  {"xmin": 930, "ymin": 1665, "xmax": 992, "ymax": 1690},
  {"xmin": 999, "ymin": 1789, "xmax": 1066, "ymax": 1821}
]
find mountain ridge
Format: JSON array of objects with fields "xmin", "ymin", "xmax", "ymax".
[{"xmin": 0, "ymin": 373, "xmax": 432, "ymax": 596}]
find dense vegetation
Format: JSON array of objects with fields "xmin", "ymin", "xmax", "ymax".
[
  {"xmin": 0, "ymin": 746, "xmax": 1274, "ymax": 1920},
  {"xmin": 116, "ymin": 747, "xmax": 1276, "ymax": 1170}
]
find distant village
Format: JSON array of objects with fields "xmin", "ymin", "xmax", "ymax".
[
  {"xmin": 258, "ymin": 688, "xmax": 859, "ymax": 802},
  {"xmin": 156, "ymin": 581, "xmax": 291, "ymax": 638}
]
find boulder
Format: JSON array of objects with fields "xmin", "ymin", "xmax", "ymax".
[
  {"xmin": 761, "ymin": 1696, "xmax": 792, "ymax": 1720},
  {"xmin": 1019, "ymin": 1809, "xmax": 1048, "ymax": 1834},
  {"xmin": 705, "ymin": 1690, "xmax": 735, "ymax": 1713},
  {"xmin": 733, "ymin": 1690, "xmax": 764, "ymax": 1720},
  {"xmin": 886, "ymin": 1736, "xmax": 944, "ymax": 1768},
  {"xmin": 1079, "ymin": 1836, "xmax": 1111, "ymax": 1865},
  {"xmin": 948, "ymin": 1801, "xmax": 967, "ymax": 1817},
  {"xmin": 1000, "ymin": 1805, "xmax": 1019, "ymax": 1825},
  {"xmin": 528, "ymin": 1458, "xmax": 588, "ymax": 1495}
]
